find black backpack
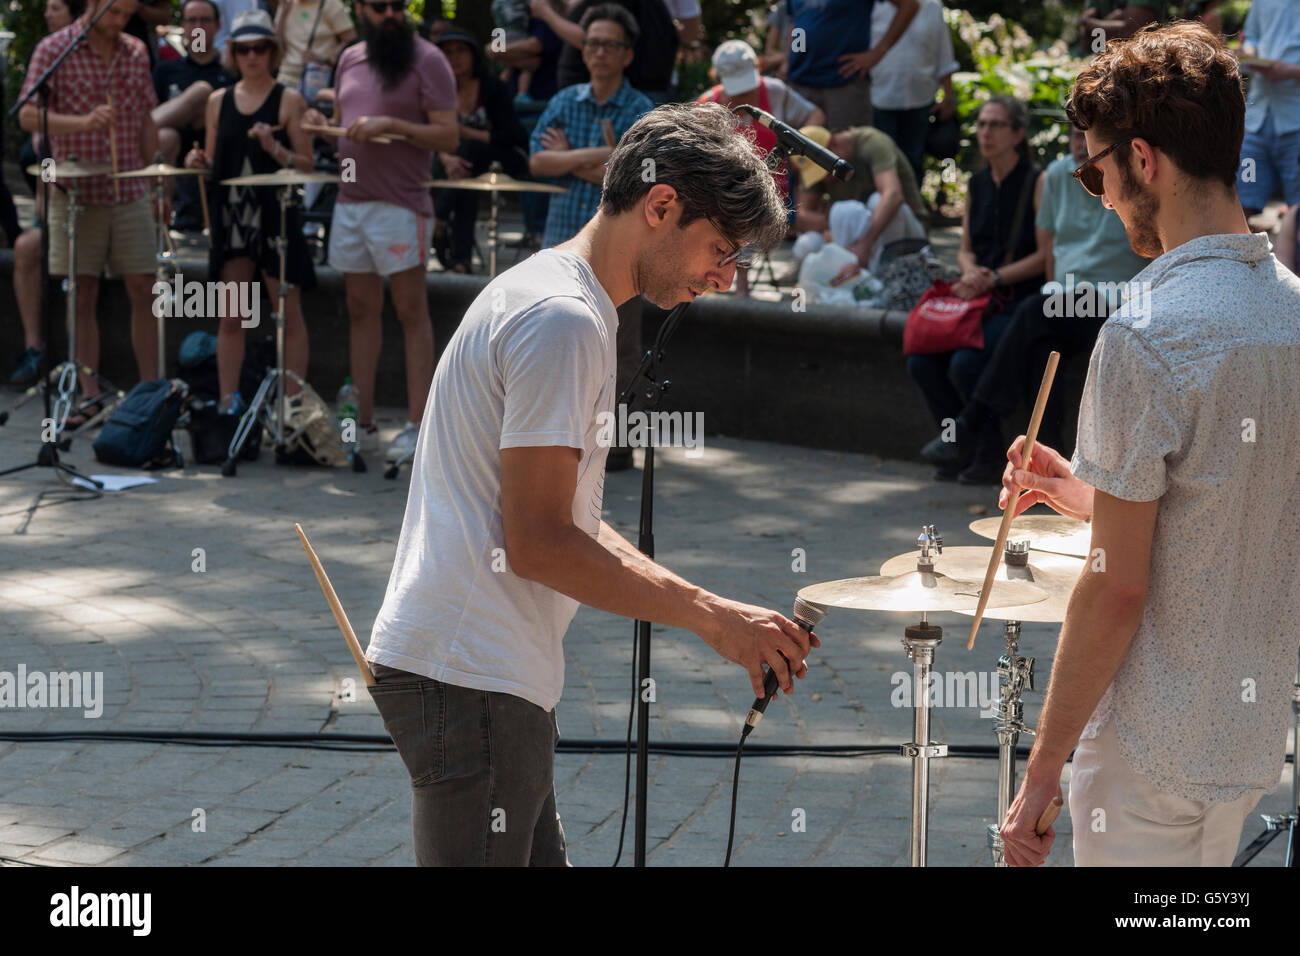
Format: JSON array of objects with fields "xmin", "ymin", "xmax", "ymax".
[{"xmin": 92, "ymin": 379, "xmax": 189, "ymax": 469}]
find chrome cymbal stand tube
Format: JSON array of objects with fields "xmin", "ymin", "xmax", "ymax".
[
  {"xmin": 150, "ymin": 170, "xmax": 175, "ymax": 377},
  {"xmin": 901, "ymin": 525, "xmax": 949, "ymax": 867}
]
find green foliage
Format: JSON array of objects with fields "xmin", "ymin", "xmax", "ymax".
[
  {"xmin": 3, "ymin": 0, "xmax": 52, "ymax": 161},
  {"xmin": 923, "ymin": 7, "xmax": 1085, "ymax": 205}
]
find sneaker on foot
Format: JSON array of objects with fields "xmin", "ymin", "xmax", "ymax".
[
  {"xmin": 385, "ymin": 421, "xmax": 419, "ymax": 463},
  {"xmin": 357, "ymin": 422, "xmax": 379, "ymax": 454},
  {"xmin": 9, "ymin": 346, "xmax": 45, "ymax": 386}
]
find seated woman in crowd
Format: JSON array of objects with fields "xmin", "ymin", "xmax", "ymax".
[
  {"xmin": 430, "ymin": 28, "xmax": 529, "ymax": 274},
  {"xmin": 905, "ymin": 94, "xmax": 1046, "ymax": 485},
  {"xmin": 185, "ymin": 11, "xmax": 316, "ymax": 415}
]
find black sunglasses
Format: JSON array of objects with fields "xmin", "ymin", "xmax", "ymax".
[
  {"xmin": 233, "ymin": 41, "xmax": 272, "ymax": 56},
  {"xmin": 1073, "ymin": 137, "xmax": 1133, "ymax": 197},
  {"xmin": 365, "ymin": 0, "xmax": 408, "ymax": 12}
]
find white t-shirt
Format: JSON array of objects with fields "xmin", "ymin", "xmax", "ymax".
[
  {"xmin": 870, "ymin": 0, "xmax": 960, "ymax": 110},
  {"xmin": 366, "ymin": 250, "xmax": 619, "ymax": 712}
]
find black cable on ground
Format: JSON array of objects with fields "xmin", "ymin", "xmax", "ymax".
[{"xmin": 1, "ymin": 730, "xmax": 1292, "ymax": 765}]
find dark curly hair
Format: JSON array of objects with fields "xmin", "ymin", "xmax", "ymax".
[{"xmin": 1066, "ymin": 21, "xmax": 1245, "ymax": 190}]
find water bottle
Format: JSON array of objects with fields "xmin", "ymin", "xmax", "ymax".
[{"xmin": 336, "ymin": 377, "xmax": 360, "ymax": 451}]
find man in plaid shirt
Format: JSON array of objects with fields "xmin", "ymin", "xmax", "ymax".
[
  {"xmin": 19, "ymin": 0, "xmax": 164, "ymax": 415},
  {"xmin": 529, "ymin": 4, "xmax": 652, "ymax": 470}
]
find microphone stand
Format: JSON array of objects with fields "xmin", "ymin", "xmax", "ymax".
[
  {"xmin": 0, "ymin": 2, "xmax": 121, "ymax": 490},
  {"xmin": 618, "ymin": 299, "xmax": 689, "ymax": 866},
  {"xmin": 619, "ymin": 113, "xmax": 834, "ymax": 864}
]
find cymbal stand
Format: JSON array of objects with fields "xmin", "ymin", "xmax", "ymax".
[
  {"xmin": 150, "ymin": 170, "xmax": 176, "ymax": 378},
  {"xmin": 222, "ymin": 184, "xmax": 294, "ymax": 477},
  {"xmin": 900, "ymin": 524, "xmax": 949, "ymax": 867},
  {"xmin": 1233, "ymin": 646, "xmax": 1299, "ymax": 866}
]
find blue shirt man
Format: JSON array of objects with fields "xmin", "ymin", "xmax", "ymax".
[
  {"xmin": 1239, "ymin": 0, "xmax": 1300, "ymax": 209},
  {"xmin": 529, "ymin": 8, "xmax": 652, "ymax": 247}
]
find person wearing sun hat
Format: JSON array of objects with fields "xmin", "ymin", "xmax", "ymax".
[
  {"xmin": 695, "ymin": 39, "xmax": 823, "ymax": 295},
  {"xmin": 184, "ymin": 7, "xmax": 317, "ymax": 417},
  {"xmin": 792, "ymin": 123, "xmax": 925, "ymax": 261}
]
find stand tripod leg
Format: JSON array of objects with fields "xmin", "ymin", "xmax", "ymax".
[{"xmin": 222, "ymin": 370, "xmax": 277, "ymax": 476}]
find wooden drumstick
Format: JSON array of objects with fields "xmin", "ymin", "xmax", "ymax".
[
  {"xmin": 966, "ymin": 350, "xmax": 1061, "ymax": 650},
  {"xmin": 105, "ymin": 93, "xmax": 120, "ymax": 201},
  {"xmin": 1036, "ymin": 795, "xmax": 1064, "ymax": 835},
  {"xmin": 295, "ymin": 523, "xmax": 376, "ymax": 686},
  {"xmin": 197, "ymin": 169, "xmax": 212, "ymax": 249}
]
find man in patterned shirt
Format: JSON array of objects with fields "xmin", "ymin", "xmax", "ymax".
[
  {"xmin": 998, "ymin": 22, "xmax": 1300, "ymax": 867},
  {"xmin": 529, "ymin": 5, "xmax": 652, "ymax": 470},
  {"xmin": 19, "ymin": 0, "xmax": 163, "ymax": 415}
]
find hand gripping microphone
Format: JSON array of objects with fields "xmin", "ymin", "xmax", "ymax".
[
  {"xmin": 742, "ymin": 597, "xmax": 827, "ymax": 738},
  {"xmin": 733, "ymin": 103, "xmax": 856, "ymax": 184}
]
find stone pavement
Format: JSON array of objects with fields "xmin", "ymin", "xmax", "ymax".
[{"xmin": 0, "ymin": 397, "xmax": 1294, "ymax": 868}]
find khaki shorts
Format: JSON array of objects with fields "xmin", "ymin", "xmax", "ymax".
[{"xmin": 47, "ymin": 191, "xmax": 156, "ymax": 278}]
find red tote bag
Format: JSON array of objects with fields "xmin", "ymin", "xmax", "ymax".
[{"xmin": 902, "ymin": 280, "xmax": 994, "ymax": 356}]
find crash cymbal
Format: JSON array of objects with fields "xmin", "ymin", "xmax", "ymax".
[
  {"xmin": 797, "ymin": 571, "xmax": 1046, "ymax": 614},
  {"xmin": 25, "ymin": 160, "xmax": 113, "ymax": 179},
  {"xmin": 969, "ymin": 514, "xmax": 1091, "ymax": 559},
  {"xmin": 115, "ymin": 162, "xmax": 208, "ymax": 179},
  {"xmin": 880, "ymin": 546, "xmax": 1085, "ymax": 624},
  {"xmin": 221, "ymin": 170, "xmax": 340, "ymax": 187},
  {"xmin": 301, "ymin": 122, "xmax": 406, "ymax": 145},
  {"xmin": 423, "ymin": 171, "xmax": 567, "ymax": 194}
]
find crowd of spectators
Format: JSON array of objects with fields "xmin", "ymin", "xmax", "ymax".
[{"xmin": 3, "ymin": 0, "xmax": 1299, "ymax": 479}]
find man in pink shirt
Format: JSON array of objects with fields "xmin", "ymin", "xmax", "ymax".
[{"xmin": 304, "ymin": 0, "xmax": 457, "ymax": 463}]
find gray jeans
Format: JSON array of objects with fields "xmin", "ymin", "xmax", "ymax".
[{"xmin": 368, "ymin": 663, "xmax": 569, "ymax": 866}]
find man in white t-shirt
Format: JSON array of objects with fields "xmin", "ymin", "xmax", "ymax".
[
  {"xmin": 365, "ymin": 102, "xmax": 806, "ymax": 866},
  {"xmin": 869, "ymin": 0, "xmax": 958, "ymax": 184},
  {"xmin": 997, "ymin": 23, "xmax": 1300, "ymax": 867}
]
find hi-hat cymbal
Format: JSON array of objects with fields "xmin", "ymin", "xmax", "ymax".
[
  {"xmin": 25, "ymin": 160, "xmax": 113, "ymax": 179},
  {"xmin": 797, "ymin": 571, "xmax": 1046, "ymax": 614},
  {"xmin": 115, "ymin": 162, "xmax": 208, "ymax": 179},
  {"xmin": 221, "ymin": 170, "xmax": 340, "ymax": 187},
  {"xmin": 969, "ymin": 514, "xmax": 1091, "ymax": 559},
  {"xmin": 881, "ymin": 546, "xmax": 1086, "ymax": 624},
  {"xmin": 423, "ymin": 171, "xmax": 567, "ymax": 194}
]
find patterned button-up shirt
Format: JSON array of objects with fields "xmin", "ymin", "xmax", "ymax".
[
  {"xmin": 20, "ymin": 22, "xmax": 157, "ymax": 207},
  {"xmin": 1071, "ymin": 232, "xmax": 1300, "ymax": 802},
  {"xmin": 529, "ymin": 78, "xmax": 653, "ymax": 248}
]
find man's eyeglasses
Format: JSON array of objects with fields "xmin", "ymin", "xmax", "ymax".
[
  {"xmin": 583, "ymin": 39, "xmax": 630, "ymax": 54},
  {"xmin": 974, "ymin": 119, "xmax": 1011, "ymax": 131},
  {"xmin": 365, "ymin": 0, "xmax": 408, "ymax": 12},
  {"xmin": 707, "ymin": 217, "xmax": 751, "ymax": 269},
  {"xmin": 234, "ymin": 41, "xmax": 272, "ymax": 56},
  {"xmin": 1072, "ymin": 137, "xmax": 1132, "ymax": 197}
]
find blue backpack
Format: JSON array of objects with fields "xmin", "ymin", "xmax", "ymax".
[{"xmin": 92, "ymin": 379, "xmax": 189, "ymax": 469}]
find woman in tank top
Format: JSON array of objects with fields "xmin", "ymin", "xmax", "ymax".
[{"xmin": 184, "ymin": 10, "xmax": 315, "ymax": 415}]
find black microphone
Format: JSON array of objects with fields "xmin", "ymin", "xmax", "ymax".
[
  {"xmin": 734, "ymin": 103, "xmax": 855, "ymax": 183},
  {"xmin": 742, "ymin": 597, "xmax": 827, "ymax": 738}
]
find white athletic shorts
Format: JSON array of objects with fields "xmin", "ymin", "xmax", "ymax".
[{"xmin": 328, "ymin": 200, "xmax": 432, "ymax": 277}]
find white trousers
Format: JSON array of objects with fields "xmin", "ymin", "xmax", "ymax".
[{"xmin": 1068, "ymin": 717, "xmax": 1263, "ymax": 866}]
